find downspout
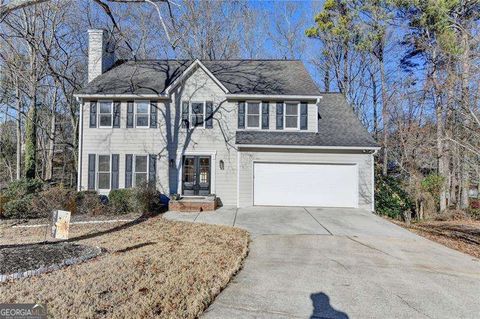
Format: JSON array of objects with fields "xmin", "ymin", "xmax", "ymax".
[{"xmin": 76, "ymin": 97, "xmax": 83, "ymax": 191}]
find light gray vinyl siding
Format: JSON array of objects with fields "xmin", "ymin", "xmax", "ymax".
[
  {"xmin": 80, "ymin": 67, "xmax": 238, "ymax": 205},
  {"xmin": 238, "ymin": 149, "xmax": 373, "ymax": 210}
]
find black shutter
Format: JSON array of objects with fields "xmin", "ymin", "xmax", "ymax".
[
  {"xmin": 89, "ymin": 101, "xmax": 97, "ymax": 128},
  {"xmin": 127, "ymin": 101, "xmax": 134, "ymax": 128},
  {"xmin": 113, "ymin": 101, "xmax": 121, "ymax": 128},
  {"xmin": 111, "ymin": 154, "xmax": 119, "ymax": 189},
  {"xmin": 148, "ymin": 154, "xmax": 156, "ymax": 186},
  {"xmin": 300, "ymin": 102, "xmax": 308, "ymax": 130},
  {"xmin": 150, "ymin": 101, "xmax": 157, "ymax": 128},
  {"xmin": 276, "ymin": 102, "xmax": 284, "ymax": 130},
  {"xmin": 182, "ymin": 101, "xmax": 189, "ymax": 128},
  {"xmin": 261, "ymin": 102, "xmax": 269, "ymax": 129},
  {"xmin": 238, "ymin": 102, "xmax": 245, "ymax": 129},
  {"xmin": 88, "ymin": 154, "xmax": 96, "ymax": 190},
  {"xmin": 125, "ymin": 154, "xmax": 133, "ymax": 188},
  {"xmin": 205, "ymin": 101, "xmax": 213, "ymax": 128}
]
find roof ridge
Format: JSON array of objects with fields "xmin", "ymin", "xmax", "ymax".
[{"xmin": 129, "ymin": 59, "xmax": 302, "ymax": 62}]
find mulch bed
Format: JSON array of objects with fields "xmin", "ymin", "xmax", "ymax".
[{"xmin": 0, "ymin": 242, "xmax": 102, "ymax": 278}]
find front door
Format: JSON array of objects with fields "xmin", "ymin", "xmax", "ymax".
[{"xmin": 182, "ymin": 156, "xmax": 211, "ymax": 196}]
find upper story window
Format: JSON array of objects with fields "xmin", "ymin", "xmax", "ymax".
[
  {"xmin": 284, "ymin": 102, "xmax": 299, "ymax": 129},
  {"xmin": 246, "ymin": 102, "xmax": 261, "ymax": 129},
  {"xmin": 99, "ymin": 101, "xmax": 113, "ymax": 128},
  {"xmin": 135, "ymin": 101, "xmax": 150, "ymax": 128},
  {"xmin": 97, "ymin": 155, "xmax": 111, "ymax": 189},
  {"xmin": 191, "ymin": 102, "xmax": 205, "ymax": 127}
]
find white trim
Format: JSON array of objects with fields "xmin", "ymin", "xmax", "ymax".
[
  {"xmin": 134, "ymin": 100, "xmax": 150, "ymax": 128},
  {"xmin": 371, "ymin": 153, "xmax": 375, "ymax": 212},
  {"xmin": 133, "ymin": 154, "xmax": 149, "ymax": 187},
  {"xmin": 236, "ymin": 150, "xmax": 240, "ymax": 208},
  {"xmin": 177, "ymin": 150, "xmax": 217, "ymax": 195},
  {"xmin": 189, "ymin": 101, "xmax": 207, "ymax": 129},
  {"xmin": 283, "ymin": 101, "xmax": 300, "ymax": 130},
  {"xmin": 97, "ymin": 154, "xmax": 112, "ymax": 190},
  {"xmin": 77, "ymin": 97, "xmax": 83, "ymax": 191},
  {"xmin": 237, "ymin": 144, "xmax": 381, "ymax": 151},
  {"xmin": 227, "ymin": 94, "xmax": 320, "ymax": 101},
  {"xmin": 74, "ymin": 94, "xmax": 169, "ymax": 99},
  {"xmin": 246, "ymin": 101, "xmax": 262, "ymax": 129},
  {"xmin": 98, "ymin": 100, "xmax": 113, "ymax": 128},
  {"xmin": 165, "ymin": 59, "xmax": 229, "ymax": 94}
]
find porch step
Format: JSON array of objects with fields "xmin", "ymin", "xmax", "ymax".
[{"xmin": 168, "ymin": 196, "xmax": 218, "ymax": 212}]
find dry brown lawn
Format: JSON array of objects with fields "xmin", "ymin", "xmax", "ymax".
[
  {"xmin": 392, "ymin": 219, "xmax": 480, "ymax": 259},
  {"xmin": 0, "ymin": 216, "xmax": 249, "ymax": 318}
]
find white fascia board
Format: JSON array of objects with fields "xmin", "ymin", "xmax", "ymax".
[
  {"xmin": 236, "ymin": 144, "xmax": 381, "ymax": 151},
  {"xmin": 164, "ymin": 59, "xmax": 229, "ymax": 94},
  {"xmin": 73, "ymin": 94, "xmax": 170, "ymax": 99},
  {"xmin": 227, "ymin": 94, "xmax": 320, "ymax": 101}
]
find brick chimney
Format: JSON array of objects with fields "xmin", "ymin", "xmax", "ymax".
[{"xmin": 88, "ymin": 29, "xmax": 115, "ymax": 83}]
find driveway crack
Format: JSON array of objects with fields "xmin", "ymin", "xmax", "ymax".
[
  {"xmin": 304, "ymin": 208, "xmax": 332, "ymax": 235},
  {"xmin": 347, "ymin": 236, "xmax": 397, "ymax": 258},
  {"xmin": 396, "ymin": 294, "xmax": 433, "ymax": 319}
]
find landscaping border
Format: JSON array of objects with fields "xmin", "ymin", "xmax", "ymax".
[{"xmin": 0, "ymin": 246, "xmax": 103, "ymax": 283}]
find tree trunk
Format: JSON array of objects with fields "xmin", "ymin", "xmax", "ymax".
[
  {"xmin": 380, "ymin": 53, "xmax": 388, "ymax": 176},
  {"xmin": 45, "ymin": 89, "xmax": 57, "ymax": 180},
  {"xmin": 15, "ymin": 81, "xmax": 22, "ymax": 180},
  {"xmin": 370, "ymin": 69, "xmax": 379, "ymax": 141}
]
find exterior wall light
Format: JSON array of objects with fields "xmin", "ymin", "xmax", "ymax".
[{"xmin": 219, "ymin": 160, "xmax": 225, "ymax": 170}]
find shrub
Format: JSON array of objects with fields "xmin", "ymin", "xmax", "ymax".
[
  {"xmin": 467, "ymin": 208, "xmax": 480, "ymax": 220},
  {"xmin": 0, "ymin": 193, "xmax": 8, "ymax": 217},
  {"xmin": 421, "ymin": 174, "xmax": 445, "ymax": 205},
  {"xmin": 109, "ymin": 189, "xmax": 136, "ymax": 214},
  {"xmin": 3, "ymin": 178, "xmax": 44, "ymax": 198},
  {"xmin": 134, "ymin": 184, "xmax": 162, "ymax": 215},
  {"xmin": 30, "ymin": 186, "xmax": 77, "ymax": 216},
  {"xmin": 76, "ymin": 191, "xmax": 112, "ymax": 215},
  {"xmin": 3, "ymin": 195, "xmax": 39, "ymax": 219},
  {"xmin": 375, "ymin": 167, "xmax": 413, "ymax": 219}
]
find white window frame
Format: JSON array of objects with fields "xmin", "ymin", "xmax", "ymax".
[
  {"xmin": 133, "ymin": 155, "xmax": 149, "ymax": 187},
  {"xmin": 97, "ymin": 154, "xmax": 111, "ymax": 190},
  {"xmin": 134, "ymin": 100, "xmax": 150, "ymax": 128},
  {"xmin": 283, "ymin": 101, "xmax": 300, "ymax": 130},
  {"xmin": 98, "ymin": 100, "xmax": 113, "ymax": 128},
  {"xmin": 246, "ymin": 101, "xmax": 262, "ymax": 129},
  {"xmin": 188, "ymin": 101, "xmax": 206, "ymax": 129}
]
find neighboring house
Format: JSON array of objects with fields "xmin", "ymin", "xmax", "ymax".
[{"xmin": 74, "ymin": 29, "xmax": 379, "ymax": 210}]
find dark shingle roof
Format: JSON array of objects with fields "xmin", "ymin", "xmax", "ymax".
[
  {"xmin": 236, "ymin": 93, "xmax": 378, "ymax": 148},
  {"xmin": 77, "ymin": 60, "xmax": 320, "ymax": 95}
]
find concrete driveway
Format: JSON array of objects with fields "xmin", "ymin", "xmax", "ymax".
[{"xmin": 164, "ymin": 207, "xmax": 480, "ymax": 318}]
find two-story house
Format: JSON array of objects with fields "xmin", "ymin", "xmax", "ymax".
[{"xmin": 74, "ymin": 29, "xmax": 379, "ymax": 210}]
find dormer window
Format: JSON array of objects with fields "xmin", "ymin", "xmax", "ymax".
[{"xmin": 246, "ymin": 102, "xmax": 261, "ymax": 129}]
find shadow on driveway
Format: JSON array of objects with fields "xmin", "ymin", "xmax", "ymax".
[{"xmin": 310, "ymin": 292, "xmax": 349, "ymax": 319}]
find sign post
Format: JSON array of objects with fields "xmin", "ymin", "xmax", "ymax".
[{"xmin": 51, "ymin": 210, "xmax": 71, "ymax": 239}]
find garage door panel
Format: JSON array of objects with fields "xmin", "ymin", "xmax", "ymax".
[{"xmin": 253, "ymin": 162, "xmax": 358, "ymax": 207}]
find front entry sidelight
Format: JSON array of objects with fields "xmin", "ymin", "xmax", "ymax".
[{"xmin": 182, "ymin": 156, "xmax": 211, "ymax": 196}]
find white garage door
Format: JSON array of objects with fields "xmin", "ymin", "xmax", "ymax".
[{"xmin": 253, "ymin": 162, "xmax": 358, "ymax": 208}]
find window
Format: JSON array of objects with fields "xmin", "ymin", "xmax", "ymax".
[
  {"xmin": 134, "ymin": 155, "xmax": 148, "ymax": 186},
  {"xmin": 135, "ymin": 101, "xmax": 149, "ymax": 127},
  {"xmin": 284, "ymin": 102, "xmax": 299, "ymax": 129},
  {"xmin": 191, "ymin": 102, "xmax": 205, "ymax": 127},
  {"xmin": 98, "ymin": 155, "xmax": 111, "ymax": 189},
  {"xmin": 246, "ymin": 102, "xmax": 260, "ymax": 128},
  {"xmin": 99, "ymin": 101, "xmax": 113, "ymax": 128}
]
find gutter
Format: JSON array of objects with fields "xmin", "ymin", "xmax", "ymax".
[
  {"xmin": 236, "ymin": 144, "xmax": 381, "ymax": 151},
  {"xmin": 73, "ymin": 94, "xmax": 170, "ymax": 99},
  {"xmin": 226, "ymin": 94, "xmax": 320, "ymax": 101}
]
